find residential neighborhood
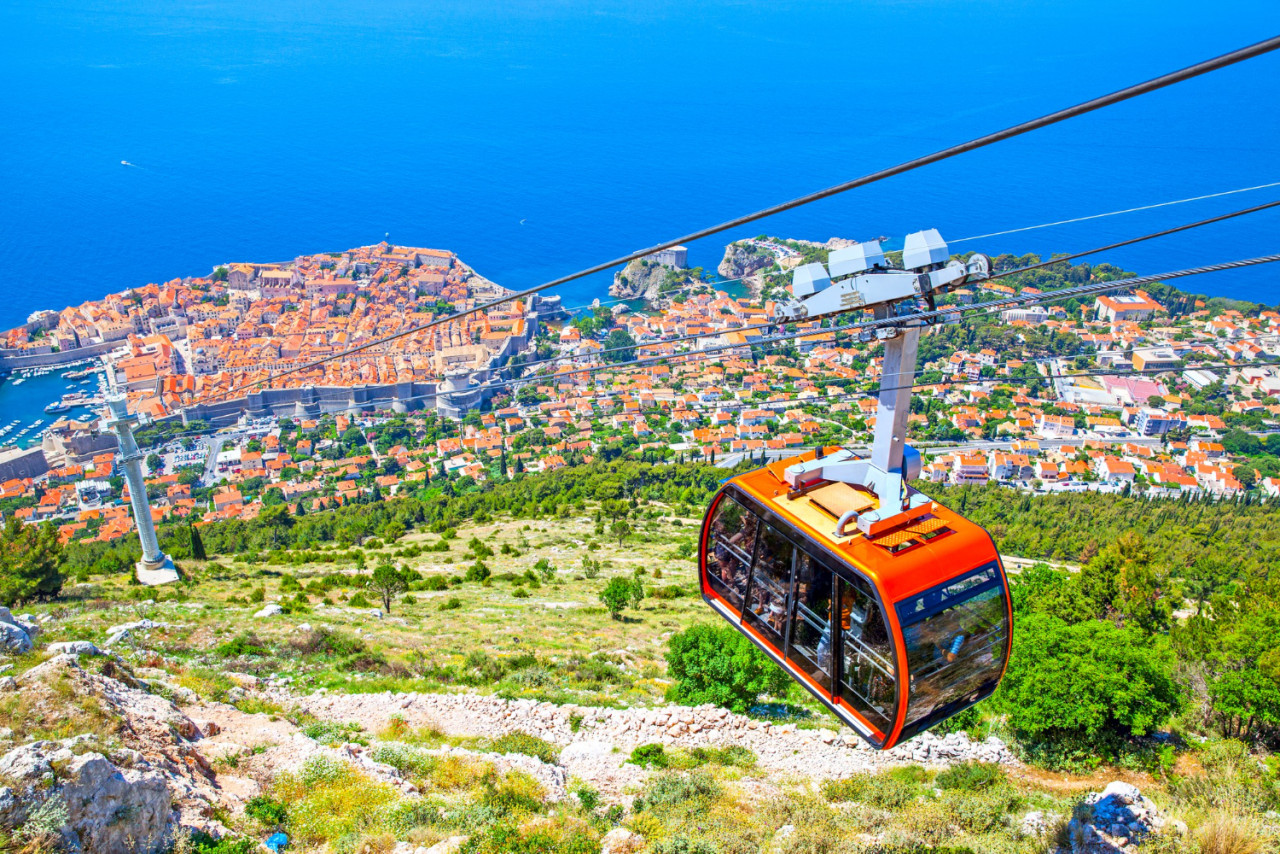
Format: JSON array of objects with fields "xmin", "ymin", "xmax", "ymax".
[{"xmin": 1, "ymin": 245, "xmax": 1278, "ymax": 548}]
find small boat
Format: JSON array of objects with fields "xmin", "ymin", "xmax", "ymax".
[{"xmin": 45, "ymin": 401, "xmax": 71, "ymax": 414}]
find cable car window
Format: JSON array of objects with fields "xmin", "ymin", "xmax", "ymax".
[
  {"xmin": 897, "ymin": 563, "xmax": 1008, "ymax": 739},
  {"xmin": 788, "ymin": 553, "xmax": 833, "ymax": 691},
  {"xmin": 744, "ymin": 522, "xmax": 794, "ymax": 644},
  {"xmin": 706, "ymin": 496, "xmax": 757, "ymax": 611},
  {"xmin": 837, "ymin": 577, "xmax": 896, "ymax": 730}
]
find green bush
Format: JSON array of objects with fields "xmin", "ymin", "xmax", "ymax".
[
  {"xmin": 187, "ymin": 831, "xmax": 259, "ymax": 854},
  {"xmin": 441, "ymin": 596, "xmax": 463, "ymax": 611},
  {"xmin": 302, "ymin": 720, "xmax": 366, "ymax": 746},
  {"xmin": 489, "ymin": 731, "xmax": 559, "ymax": 764},
  {"xmin": 665, "ymin": 624, "xmax": 790, "ymax": 713},
  {"xmin": 934, "ymin": 761, "xmax": 1005, "ymax": 792},
  {"xmin": 996, "ymin": 613, "xmax": 1184, "ymax": 756},
  {"xmin": 244, "ymin": 795, "xmax": 287, "ymax": 825},
  {"xmin": 821, "ymin": 774, "xmax": 918, "ymax": 810},
  {"xmin": 633, "ymin": 770, "xmax": 721, "ymax": 813},
  {"xmin": 347, "ymin": 592, "xmax": 372, "ymax": 608},
  {"xmin": 573, "ymin": 783, "xmax": 600, "ymax": 812},
  {"xmin": 289, "ymin": 627, "xmax": 366, "ymax": 657},
  {"xmin": 215, "ymin": 633, "xmax": 271, "ymax": 658},
  {"xmin": 628, "ymin": 743, "xmax": 669, "ymax": 769}
]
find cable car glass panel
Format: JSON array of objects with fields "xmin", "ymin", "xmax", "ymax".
[
  {"xmin": 743, "ymin": 522, "xmax": 794, "ymax": 647},
  {"xmin": 705, "ymin": 496, "xmax": 758, "ymax": 612},
  {"xmin": 787, "ymin": 553, "xmax": 833, "ymax": 692},
  {"xmin": 837, "ymin": 577, "xmax": 896, "ymax": 731},
  {"xmin": 896, "ymin": 562, "xmax": 1009, "ymax": 741}
]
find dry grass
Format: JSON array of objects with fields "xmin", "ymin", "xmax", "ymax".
[{"xmin": 1195, "ymin": 812, "xmax": 1265, "ymax": 854}]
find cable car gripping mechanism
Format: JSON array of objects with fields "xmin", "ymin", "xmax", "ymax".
[{"xmin": 776, "ymin": 230, "xmax": 985, "ymax": 537}]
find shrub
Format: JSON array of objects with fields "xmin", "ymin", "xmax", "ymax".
[
  {"xmin": 370, "ymin": 744, "xmax": 437, "ymax": 780},
  {"xmin": 629, "ymin": 743, "xmax": 669, "ymax": 769},
  {"xmin": 821, "ymin": 774, "xmax": 919, "ymax": 809},
  {"xmin": 996, "ymin": 613, "xmax": 1184, "ymax": 756},
  {"xmin": 215, "ymin": 633, "xmax": 271, "ymax": 658},
  {"xmin": 290, "ymin": 627, "xmax": 366, "ymax": 657},
  {"xmin": 513, "ymin": 588, "xmax": 531, "ymax": 599},
  {"xmin": 1195, "ymin": 811, "xmax": 1265, "ymax": 854},
  {"xmin": 465, "ymin": 561, "xmax": 491, "ymax": 582},
  {"xmin": 633, "ymin": 770, "xmax": 721, "ymax": 813},
  {"xmin": 481, "ymin": 769, "xmax": 547, "ymax": 816},
  {"xmin": 599, "ymin": 577, "xmax": 632, "ymax": 620},
  {"xmin": 934, "ymin": 761, "xmax": 1005, "ymax": 792},
  {"xmin": 440, "ymin": 596, "xmax": 463, "ymax": 611},
  {"xmin": 187, "ymin": 831, "xmax": 260, "ymax": 854},
  {"xmin": 464, "ymin": 815, "xmax": 598, "ymax": 854},
  {"xmin": 665, "ymin": 624, "xmax": 790, "ymax": 713},
  {"xmin": 302, "ymin": 720, "xmax": 365, "ymax": 746},
  {"xmin": 270, "ymin": 757, "xmax": 399, "ymax": 847},
  {"xmin": 574, "ymin": 783, "xmax": 600, "ymax": 812},
  {"xmin": 347, "ymin": 592, "xmax": 372, "ymax": 608},
  {"xmin": 489, "ymin": 731, "xmax": 559, "ymax": 764},
  {"xmin": 244, "ymin": 795, "xmax": 287, "ymax": 825},
  {"xmin": 421, "ymin": 575, "xmax": 448, "ymax": 591}
]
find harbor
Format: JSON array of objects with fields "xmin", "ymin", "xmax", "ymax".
[{"xmin": 0, "ymin": 360, "xmax": 107, "ymax": 450}]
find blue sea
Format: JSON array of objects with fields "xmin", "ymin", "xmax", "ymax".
[{"xmin": 1, "ymin": 0, "xmax": 1279, "ymax": 329}]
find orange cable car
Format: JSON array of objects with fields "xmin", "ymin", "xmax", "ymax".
[{"xmin": 698, "ymin": 233, "xmax": 1011, "ymax": 749}]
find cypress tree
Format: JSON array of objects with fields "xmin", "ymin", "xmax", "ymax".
[{"xmin": 189, "ymin": 524, "xmax": 207, "ymax": 561}]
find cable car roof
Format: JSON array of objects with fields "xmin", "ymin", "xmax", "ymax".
[{"xmin": 729, "ymin": 448, "xmax": 998, "ymax": 604}]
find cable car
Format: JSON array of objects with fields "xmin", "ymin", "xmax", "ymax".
[
  {"xmin": 699, "ymin": 448, "xmax": 1012, "ymax": 748},
  {"xmin": 698, "ymin": 232, "xmax": 1010, "ymax": 749}
]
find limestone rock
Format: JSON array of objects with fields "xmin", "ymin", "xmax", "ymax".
[
  {"xmin": 423, "ymin": 836, "xmax": 468, "ymax": 854},
  {"xmin": 0, "ymin": 676, "xmax": 15, "ymax": 691},
  {"xmin": 255, "ymin": 604, "xmax": 284, "ymax": 618},
  {"xmin": 0, "ymin": 622, "xmax": 31, "ymax": 654},
  {"xmin": 59, "ymin": 751, "xmax": 172, "ymax": 853},
  {"xmin": 601, "ymin": 827, "xmax": 645, "ymax": 854},
  {"xmin": 46, "ymin": 641, "xmax": 103, "ymax": 657}
]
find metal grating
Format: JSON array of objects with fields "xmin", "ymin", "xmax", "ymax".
[
  {"xmin": 870, "ymin": 530, "xmax": 916, "ymax": 548},
  {"xmin": 906, "ymin": 518, "xmax": 948, "ymax": 534}
]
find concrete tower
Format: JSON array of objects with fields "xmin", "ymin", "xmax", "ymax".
[{"xmin": 103, "ymin": 392, "xmax": 179, "ymax": 585}]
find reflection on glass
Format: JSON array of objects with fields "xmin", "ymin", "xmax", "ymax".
[
  {"xmin": 707, "ymin": 497, "xmax": 757, "ymax": 611},
  {"xmin": 838, "ymin": 577, "xmax": 895, "ymax": 730},
  {"xmin": 789, "ymin": 554, "xmax": 832, "ymax": 689},
  {"xmin": 746, "ymin": 522, "xmax": 793, "ymax": 641},
  {"xmin": 898, "ymin": 563, "xmax": 1008, "ymax": 734}
]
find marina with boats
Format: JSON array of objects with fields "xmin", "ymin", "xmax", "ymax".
[{"xmin": 0, "ymin": 359, "xmax": 109, "ymax": 450}]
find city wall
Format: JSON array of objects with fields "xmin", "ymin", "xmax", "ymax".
[{"xmin": 0, "ymin": 340, "xmax": 117, "ymax": 371}]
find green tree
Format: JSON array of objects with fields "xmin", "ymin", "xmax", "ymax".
[
  {"xmin": 1008, "ymin": 563, "xmax": 1093, "ymax": 624},
  {"xmin": 603, "ymin": 329, "xmax": 636, "ymax": 363},
  {"xmin": 0, "ymin": 517, "xmax": 62, "ymax": 606},
  {"xmin": 146, "ymin": 452, "xmax": 163, "ymax": 474},
  {"xmin": 997, "ymin": 613, "xmax": 1183, "ymax": 747},
  {"xmin": 630, "ymin": 576, "xmax": 646, "ymax": 608},
  {"xmin": 189, "ymin": 524, "xmax": 206, "ymax": 561},
  {"xmin": 368, "ymin": 562, "xmax": 408, "ymax": 613},
  {"xmin": 599, "ymin": 577, "xmax": 633, "ymax": 620},
  {"xmin": 611, "ymin": 519, "xmax": 632, "ymax": 547},
  {"xmin": 665, "ymin": 624, "xmax": 791, "ymax": 713}
]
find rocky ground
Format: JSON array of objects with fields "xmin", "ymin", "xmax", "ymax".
[{"xmin": 0, "ymin": 620, "xmax": 1182, "ymax": 854}]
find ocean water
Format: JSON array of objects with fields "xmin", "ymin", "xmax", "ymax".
[{"xmin": 1, "ymin": 0, "xmax": 1279, "ymax": 334}]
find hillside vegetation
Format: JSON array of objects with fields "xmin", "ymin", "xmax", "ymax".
[{"xmin": 4, "ymin": 461, "xmax": 1280, "ymax": 851}]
